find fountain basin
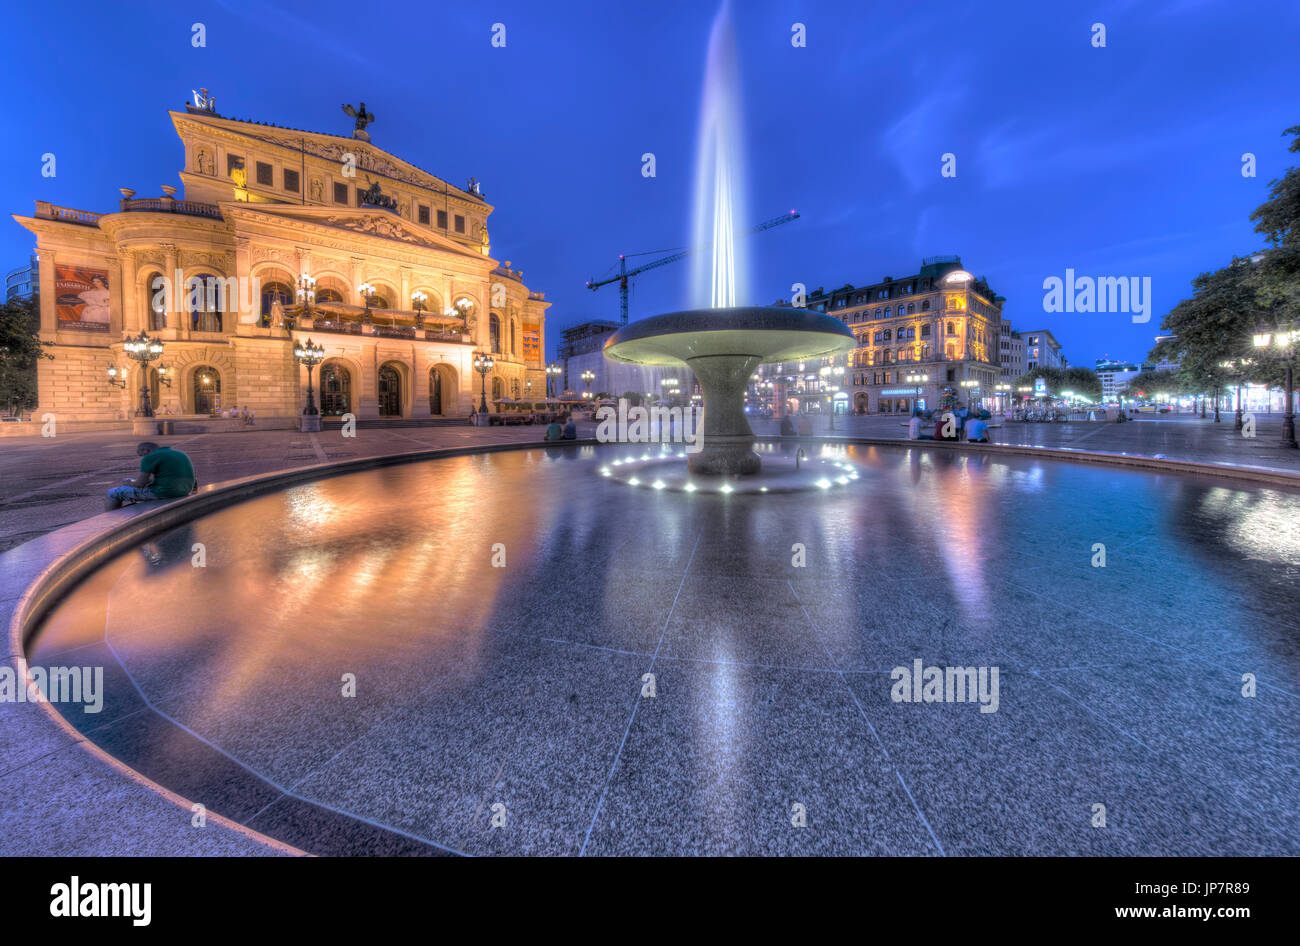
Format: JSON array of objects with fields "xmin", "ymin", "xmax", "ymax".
[{"xmin": 603, "ymin": 306, "xmax": 855, "ymax": 474}]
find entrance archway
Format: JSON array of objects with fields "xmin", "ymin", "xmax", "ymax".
[
  {"xmin": 320, "ymin": 362, "xmax": 352, "ymax": 416},
  {"xmin": 192, "ymin": 365, "xmax": 221, "ymax": 415},
  {"xmin": 378, "ymin": 364, "xmax": 402, "ymax": 417}
]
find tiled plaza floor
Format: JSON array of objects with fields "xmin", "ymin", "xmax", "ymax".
[{"xmin": 20, "ymin": 442, "xmax": 1300, "ymax": 855}]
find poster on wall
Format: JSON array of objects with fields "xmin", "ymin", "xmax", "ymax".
[{"xmin": 54, "ymin": 265, "xmax": 111, "ymax": 332}]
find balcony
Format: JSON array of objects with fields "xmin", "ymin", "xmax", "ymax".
[
  {"xmin": 119, "ymin": 196, "xmax": 223, "ymax": 219},
  {"xmin": 33, "ymin": 202, "xmax": 101, "ymax": 227}
]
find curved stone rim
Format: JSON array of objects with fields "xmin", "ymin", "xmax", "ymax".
[{"xmin": 602, "ymin": 305, "xmax": 856, "ymax": 367}]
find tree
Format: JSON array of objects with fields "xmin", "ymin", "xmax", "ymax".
[
  {"xmin": 1246, "ymin": 124, "xmax": 1300, "ymax": 395},
  {"xmin": 0, "ymin": 294, "xmax": 49, "ymax": 415},
  {"xmin": 1126, "ymin": 368, "xmax": 1184, "ymax": 401}
]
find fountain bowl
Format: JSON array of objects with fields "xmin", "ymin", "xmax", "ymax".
[{"xmin": 603, "ymin": 306, "xmax": 856, "ymax": 475}]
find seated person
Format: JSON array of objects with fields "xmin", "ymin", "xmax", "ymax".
[
  {"xmin": 544, "ymin": 417, "xmax": 563, "ymax": 441},
  {"xmin": 561, "ymin": 413, "xmax": 577, "ymax": 440},
  {"xmin": 779, "ymin": 415, "xmax": 797, "ymax": 436},
  {"xmin": 907, "ymin": 414, "xmax": 922, "ymax": 440},
  {"xmin": 966, "ymin": 416, "xmax": 989, "ymax": 443},
  {"xmin": 105, "ymin": 442, "xmax": 197, "ymax": 511}
]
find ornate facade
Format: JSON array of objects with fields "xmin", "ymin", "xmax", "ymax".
[
  {"xmin": 759, "ymin": 256, "xmax": 1006, "ymax": 414},
  {"xmin": 13, "ymin": 99, "xmax": 549, "ymax": 425}
]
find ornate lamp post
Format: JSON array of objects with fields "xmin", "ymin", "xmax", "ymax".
[
  {"xmin": 581, "ymin": 369, "xmax": 595, "ymax": 399},
  {"xmin": 293, "ymin": 337, "xmax": 324, "ymax": 431},
  {"xmin": 474, "ymin": 351, "xmax": 494, "ymax": 416},
  {"xmin": 1254, "ymin": 328, "xmax": 1298, "ymax": 449},
  {"xmin": 106, "ymin": 365, "xmax": 126, "ymax": 389},
  {"xmin": 358, "ymin": 282, "xmax": 376, "ymax": 325},
  {"xmin": 123, "ymin": 331, "xmax": 164, "ymax": 419},
  {"xmin": 411, "ymin": 291, "xmax": 427, "ymax": 330},
  {"xmin": 546, "ymin": 362, "xmax": 562, "ymax": 398},
  {"xmin": 294, "ymin": 273, "xmax": 316, "ymax": 330}
]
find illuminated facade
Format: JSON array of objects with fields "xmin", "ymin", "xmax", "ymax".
[
  {"xmin": 12, "ymin": 96, "xmax": 548, "ymax": 425},
  {"xmin": 760, "ymin": 256, "xmax": 1006, "ymax": 414}
]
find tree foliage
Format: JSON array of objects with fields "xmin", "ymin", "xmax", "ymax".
[{"xmin": 0, "ymin": 294, "xmax": 49, "ymax": 413}]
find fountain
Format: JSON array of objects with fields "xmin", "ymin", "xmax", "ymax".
[{"xmin": 602, "ymin": 2, "xmax": 854, "ymax": 476}]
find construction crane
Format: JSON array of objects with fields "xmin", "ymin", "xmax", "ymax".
[{"xmin": 586, "ymin": 211, "xmax": 801, "ymax": 324}]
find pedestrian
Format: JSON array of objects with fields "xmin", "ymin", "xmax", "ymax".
[
  {"xmin": 907, "ymin": 414, "xmax": 922, "ymax": 440},
  {"xmin": 105, "ymin": 442, "xmax": 197, "ymax": 511}
]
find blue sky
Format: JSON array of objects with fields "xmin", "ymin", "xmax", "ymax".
[{"xmin": 2, "ymin": 0, "xmax": 1297, "ymax": 364}]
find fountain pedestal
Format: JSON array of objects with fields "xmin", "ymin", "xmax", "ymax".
[
  {"xmin": 603, "ymin": 306, "xmax": 856, "ymax": 476},
  {"xmin": 686, "ymin": 353, "xmax": 762, "ymax": 474}
]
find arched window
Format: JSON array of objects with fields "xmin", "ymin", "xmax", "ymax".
[
  {"xmin": 377, "ymin": 364, "xmax": 401, "ymax": 416},
  {"xmin": 148, "ymin": 367, "xmax": 162, "ymax": 409},
  {"xmin": 320, "ymin": 363, "xmax": 352, "ymax": 416},
  {"xmin": 370, "ymin": 294, "xmax": 391, "ymax": 310},
  {"xmin": 921, "ymin": 299, "xmax": 930, "ymax": 312},
  {"xmin": 897, "ymin": 305, "xmax": 904, "ymax": 317},
  {"xmin": 489, "ymin": 314, "xmax": 502, "ymax": 353},
  {"xmin": 146, "ymin": 271, "xmax": 166, "ymax": 330},
  {"xmin": 188, "ymin": 274, "xmax": 223, "ymax": 333},
  {"xmin": 193, "ymin": 365, "xmax": 221, "ymax": 414},
  {"xmin": 316, "ymin": 288, "xmax": 343, "ymax": 304},
  {"xmin": 260, "ymin": 281, "xmax": 294, "ymax": 328},
  {"xmin": 491, "ymin": 377, "xmax": 504, "ymax": 402}
]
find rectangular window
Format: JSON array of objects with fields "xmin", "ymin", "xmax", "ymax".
[
  {"xmin": 437, "ymin": 209, "xmax": 448, "ymax": 228},
  {"xmin": 454, "ymin": 214, "xmax": 465, "ymax": 233},
  {"xmin": 256, "ymin": 161, "xmax": 273, "ymax": 186},
  {"xmin": 418, "ymin": 204, "xmax": 430, "ymax": 225},
  {"xmin": 283, "ymin": 169, "xmax": 300, "ymax": 192},
  {"xmin": 921, "ymin": 324, "xmax": 930, "ymax": 338},
  {"xmin": 226, "ymin": 154, "xmax": 245, "ymax": 177},
  {"xmin": 333, "ymin": 182, "xmax": 348, "ymax": 204}
]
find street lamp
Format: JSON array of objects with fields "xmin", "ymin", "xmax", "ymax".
[
  {"xmin": 106, "ymin": 365, "xmax": 126, "ymax": 388},
  {"xmin": 1254, "ymin": 328, "xmax": 1298, "ymax": 449},
  {"xmin": 474, "ymin": 351, "xmax": 494, "ymax": 415},
  {"xmin": 1218, "ymin": 357, "xmax": 1252, "ymax": 430},
  {"xmin": 122, "ymin": 330, "xmax": 164, "ymax": 417},
  {"xmin": 581, "ymin": 369, "xmax": 595, "ymax": 398},
  {"xmin": 294, "ymin": 273, "xmax": 316, "ymax": 330},
  {"xmin": 358, "ymin": 282, "xmax": 376, "ymax": 324},
  {"xmin": 547, "ymin": 362, "xmax": 562, "ymax": 398},
  {"xmin": 410, "ymin": 290, "xmax": 427, "ymax": 330},
  {"xmin": 905, "ymin": 371, "xmax": 929, "ymax": 414},
  {"xmin": 293, "ymin": 337, "xmax": 324, "ymax": 430}
]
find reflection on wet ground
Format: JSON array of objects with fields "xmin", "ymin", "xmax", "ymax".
[{"xmin": 28, "ymin": 442, "xmax": 1300, "ymax": 855}]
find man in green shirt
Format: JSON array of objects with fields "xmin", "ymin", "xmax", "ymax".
[{"xmin": 105, "ymin": 442, "xmax": 197, "ymax": 510}]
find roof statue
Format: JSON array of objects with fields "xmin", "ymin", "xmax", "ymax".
[{"xmin": 342, "ymin": 101, "xmax": 375, "ymax": 140}]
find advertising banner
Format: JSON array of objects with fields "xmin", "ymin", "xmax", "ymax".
[{"xmin": 54, "ymin": 265, "xmax": 111, "ymax": 332}]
